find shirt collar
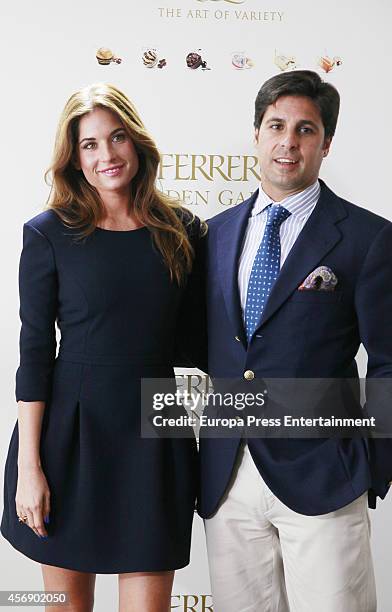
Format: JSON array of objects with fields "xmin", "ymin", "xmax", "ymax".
[{"xmin": 251, "ymin": 179, "xmax": 321, "ymax": 218}]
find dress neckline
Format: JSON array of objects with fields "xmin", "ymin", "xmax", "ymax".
[{"xmin": 95, "ymin": 225, "xmax": 148, "ymax": 234}]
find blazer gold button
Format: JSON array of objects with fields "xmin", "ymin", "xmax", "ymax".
[
  {"xmin": 235, "ymin": 336, "xmax": 241, "ymax": 342},
  {"xmin": 244, "ymin": 370, "xmax": 255, "ymax": 381}
]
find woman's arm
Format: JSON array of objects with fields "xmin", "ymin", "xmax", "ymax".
[
  {"xmin": 17, "ymin": 401, "xmax": 45, "ymax": 468},
  {"xmin": 16, "ymin": 401, "xmax": 50, "ymax": 538},
  {"xmin": 16, "ymin": 223, "xmax": 58, "ymax": 402},
  {"xmin": 15, "ymin": 220, "xmax": 58, "ymax": 538}
]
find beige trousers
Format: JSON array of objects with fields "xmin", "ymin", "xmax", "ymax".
[{"xmin": 205, "ymin": 444, "xmax": 377, "ymax": 612}]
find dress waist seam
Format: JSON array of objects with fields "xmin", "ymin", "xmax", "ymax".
[{"xmin": 57, "ymin": 350, "xmax": 172, "ymax": 367}]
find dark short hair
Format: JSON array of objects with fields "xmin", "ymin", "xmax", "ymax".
[{"xmin": 254, "ymin": 70, "xmax": 340, "ymax": 140}]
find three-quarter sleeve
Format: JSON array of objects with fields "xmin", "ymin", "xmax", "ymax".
[{"xmin": 15, "ymin": 223, "xmax": 58, "ymax": 402}]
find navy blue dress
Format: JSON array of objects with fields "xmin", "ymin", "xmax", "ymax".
[{"xmin": 1, "ymin": 209, "xmax": 198, "ymax": 573}]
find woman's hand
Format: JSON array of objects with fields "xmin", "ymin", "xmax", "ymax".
[
  {"xmin": 16, "ymin": 465, "xmax": 51, "ymax": 539},
  {"xmin": 16, "ymin": 400, "xmax": 49, "ymax": 538}
]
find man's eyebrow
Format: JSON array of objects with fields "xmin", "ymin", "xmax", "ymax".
[
  {"xmin": 265, "ymin": 117, "xmax": 320, "ymax": 129},
  {"xmin": 296, "ymin": 119, "xmax": 320, "ymax": 129},
  {"xmin": 265, "ymin": 117, "xmax": 285, "ymax": 124},
  {"xmin": 79, "ymin": 127, "xmax": 125, "ymax": 144}
]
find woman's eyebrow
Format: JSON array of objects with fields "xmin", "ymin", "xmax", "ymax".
[{"xmin": 79, "ymin": 127, "xmax": 124, "ymax": 144}]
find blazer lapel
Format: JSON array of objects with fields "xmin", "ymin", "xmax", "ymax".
[
  {"xmin": 256, "ymin": 181, "xmax": 348, "ymax": 330},
  {"xmin": 216, "ymin": 192, "xmax": 258, "ymax": 346}
]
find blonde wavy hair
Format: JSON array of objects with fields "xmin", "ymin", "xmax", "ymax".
[{"xmin": 45, "ymin": 82, "xmax": 199, "ymax": 285}]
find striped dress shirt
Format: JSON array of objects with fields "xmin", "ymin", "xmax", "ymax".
[{"xmin": 238, "ymin": 180, "xmax": 321, "ymax": 313}]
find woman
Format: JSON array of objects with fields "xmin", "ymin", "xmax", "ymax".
[{"xmin": 1, "ymin": 82, "xmax": 204, "ymax": 611}]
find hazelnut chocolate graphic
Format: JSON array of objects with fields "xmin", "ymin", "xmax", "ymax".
[
  {"xmin": 318, "ymin": 55, "xmax": 343, "ymax": 73},
  {"xmin": 232, "ymin": 52, "xmax": 254, "ymax": 69},
  {"xmin": 186, "ymin": 50, "xmax": 210, "ymax": 70},
  {"xmin": 274, "ymin": 52, "xmax": 297, "ymax": 72},
  {"xmin": 142, "ymin": 48, "xmax": 167, "ymax": 69},
  {"xmin": 96, "ymin": 47, "xmax": 122, "ymax": 65},
  {"xmin": 143, "ymin": 49, "xmax": 158, "ymax": 68}
]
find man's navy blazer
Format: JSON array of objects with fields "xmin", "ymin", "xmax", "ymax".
[{"xmin": 198, "ymin": 179, "xmax": 392, "ymax": 518}]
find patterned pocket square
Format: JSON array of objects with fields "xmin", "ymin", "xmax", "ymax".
[{"xmin": 298, "ymin": 266, "xmax": 338, "ymax": 291}]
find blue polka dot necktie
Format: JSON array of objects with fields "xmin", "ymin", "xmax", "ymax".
[{"xmin": 244, "ymin": 204, "xmax": 291, "ymax": 342}]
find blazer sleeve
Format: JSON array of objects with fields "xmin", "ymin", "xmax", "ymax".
[
  {"xmin": 355, "ymin": 222, "xmax": 392, "ymax": 378},
  {"xmin": 15, "ymin": 223, "xmax": 58, "ymax": 402},
  {"xmin": 354, "ymin": 221, "xmax": 392, "ymax": 506}
]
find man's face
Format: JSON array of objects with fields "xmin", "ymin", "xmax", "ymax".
[{"xmin": 254, "ymin": 95, "xmax": 331, "ymax": 201}]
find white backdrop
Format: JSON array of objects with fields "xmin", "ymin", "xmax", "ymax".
[{"xmin": 1, "ymin": 0, "xmax": 391, "ymax": 610}]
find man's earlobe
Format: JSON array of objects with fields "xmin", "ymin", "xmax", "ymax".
[
  {"xmin": 323, "ymin": 137, "xmax": 332, "ymax": 157},
  {"xmin": 254, "ymin": 129, "xmax": 260, "ymax": 145}
]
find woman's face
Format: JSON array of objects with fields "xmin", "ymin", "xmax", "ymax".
[{"xmin": 76, "ymin": 107, "xmax": 139, "ymax": 199}]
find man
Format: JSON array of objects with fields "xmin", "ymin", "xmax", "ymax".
[{"xmin": 199, "ymin": 70, "xmax": 392, "ymax": 611}]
